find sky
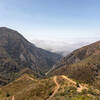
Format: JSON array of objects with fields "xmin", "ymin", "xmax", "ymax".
[
  {"xmin": 0, "ymin": 0, "xmax": 100, "ymax": 41},
  {"xmin": 0, "ymin": 0, "xmax": 100, "ymax": 55}
]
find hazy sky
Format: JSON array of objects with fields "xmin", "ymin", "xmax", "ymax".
[{"xmin": 0, "ymin": 0, "xmax": 100, "ymax": 42}]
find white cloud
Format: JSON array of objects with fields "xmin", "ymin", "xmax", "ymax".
[{"xmin": 31, "ymin": 38, "xmax": 99, "ymax": 56}]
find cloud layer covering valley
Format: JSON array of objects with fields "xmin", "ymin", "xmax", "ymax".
[{"xmin": 32, "ymin": 39, "xmax": 97, "ymax": 56}]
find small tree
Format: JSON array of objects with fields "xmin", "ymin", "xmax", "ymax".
[
  {"xmin": 6, "ymin": 92, "xmax": 10, "ymax": 97},
  {"xmin": 76, "ymin": 82, "xmax": 80, "ymax": 87},
  {"xmin": 48, "ymin": 90, "xmax": 53, "ymax": 96}
]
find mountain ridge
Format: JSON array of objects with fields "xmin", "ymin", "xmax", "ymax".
[
  {"xmin": 48, "ymin": 41, "xmax": 100, "ymax": 89},
  {"xmin": 0, "ymin": 27, "xmax": 61, "ymax": 84}
]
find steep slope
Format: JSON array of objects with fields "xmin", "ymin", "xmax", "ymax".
[
  {"xmin": 0, "ymin": 27, "xmax": 61, "ymax": 84},
  {"xmin": 49, "ymin": 41, "xmax": 100, "ymax": 89}
]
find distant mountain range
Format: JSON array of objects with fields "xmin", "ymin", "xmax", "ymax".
[{"xmin": 0, "ymin": 27, "xmax": 61, "ymax": 85}]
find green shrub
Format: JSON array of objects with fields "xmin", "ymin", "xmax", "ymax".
[
  {"xmin": 48, "ymin": 90, "xmax": 53, "ymax": 96},
  {"xmin": 6, "ymin": 92, "xmax": 10, "ymax": 97},
  {"xmin": 81, "ymin": 89, "xmax": 87, "ymax": 95},
  {"xmin": 76, "ymin": 82, "xmax": 80, "ymax": 87}
]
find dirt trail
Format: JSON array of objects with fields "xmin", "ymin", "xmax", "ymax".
[
  {"xmin": 25, "ymin": 75, "xmax": 34, "ymax": 81},
  {"xmin": 77, "ymin": 85, "xmax": 87, "ymax": 92},
  {"xmin": 47, "ymin": 76, "xmax": 60, "ymax": 100},
  {"xmin": 61, "ymin": 75, "xmax": 76, "ymax": 84},
  {"xmin": 47, "ymin": 75, "xmax": 88, "ymax": 100},
  {"xmin": 12, "ymin": 96, "xmax": 15, "ymax": 100},
  {"xmin": 61, "ymin": 75, "xmax": 88, "ymax": 92}
]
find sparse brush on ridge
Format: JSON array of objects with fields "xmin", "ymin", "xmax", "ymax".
[{"xmin": 49, "ymin": 41, "xmax": 100, "ymax": 90}]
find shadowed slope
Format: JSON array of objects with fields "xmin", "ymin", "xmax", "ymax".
[{"xmin": 0, "ymin": 27, "xmax": 61, "ymax": 84}]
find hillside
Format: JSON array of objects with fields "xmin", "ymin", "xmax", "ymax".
[
  {"xmin": 49, "ymin": 41, "xmax": 100, "ymax": 89},
  {"xmin": 0, "ymin": 74, "xmax": 100, "ymax": 100},
  {"xmin": 0, "ymin": 27, "xmax": 61, "ymax": 85}
]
